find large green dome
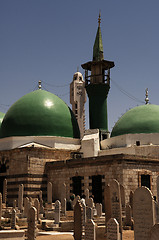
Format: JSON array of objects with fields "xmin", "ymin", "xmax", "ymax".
[
  {"xmin": 0, "ymin": 112, "xmax": 5, "ymax": 127},
  {"xmin": 0, "ymin": 90, "xmax": 80, "ymax": 139},
  {"xmin": 111, "ymin": 104, "xmax": 159, "ymax": 137}
]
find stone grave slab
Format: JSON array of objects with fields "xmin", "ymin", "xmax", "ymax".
[
  {"xmin": 107, "ymin": 218, "xmax": 120, "ymax": 240},
  {"xmin": 74, "ymin": 200, "xmax": 83, "ymax": 240},
  {"xmin": 150, "ymin": 223, "xmax": 159, "ymax": 240},
  {"xmin": 85, "ymin": 219, "xmax": 96, "ymax": 240},
  {"xmin": 133, "ymin": 186, "xmax": 155, "ymax": 240},
  {"xmin": 110, "ymin": 179, "xmax": 122, "ymax": 233}
]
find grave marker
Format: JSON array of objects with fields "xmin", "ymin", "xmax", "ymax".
[
  {"xmin": 110, "ymin": 179, "xmax": 122, "ymax": 234},
  {"xmin": 96, "ymin": 203, "xmax": 102, "ymax": 217},
  {"xmin": 0, "ymin": 193, "xmax": 2, "ymax": 227},
  {"xmin": 34, "ymin": 198, "xmax": 40, "ymax": 222},
  {"xmin": 133, "ymin": 187, "xmax": 155, "ymax": 240},
  {"xmin": 54, "ymin": 200, "xmax": 61, "ymax": 224},
  {"xmin": 107, "ymin": 218, "xmax": 120, "ymax": 240},
  {"xmin": 87, "ymin": 197, "xmax": 94, "ymax": 208},
  {"xmin": 61, "ymin": 182, "xmax": 66, "ymax": 214},
  {"xmin": 39, "ymin": 190, "xmax": 44, "ymax": 214},
  {"xmin": 129, "ymin": 191, "xmax": 134, "ymax": 213},
  {"xmin": 47, "ymin": 182, "xmax": 52, "ymax": 204},
  {"xmin": 120, "ymin": 184, "xmax": 125, "ymax": 210},
  {"xmin": 11, "ymin": 208, "xmax": 16, "ymax": 229},
  {"xmin": 150, "ymin": 223, "xmax": 159, "ymax": 240},
  {"xmin": 13, "ymin": 199, "xmax": 16, "ymax": 209},
  {"xmin": 125, "ymin": 204, "xmax": 132, "ymax": 226},
  {"xmin": 81, "ymin": 201, "xmax": 86, "ymax": 225},
  {"xmin": 18, "ymin": 184, "xmax": 24, "ymax": 212},
  {"xmin": 24, "ymin": 197, "xmax": 29, "ymax": 217},
  {"xmin": 85, "ymin": 188, "xmax": 89, "ymax": 205},
  {"xmin": 85, "ymin": 219, "xmax": 96, "ymax": 240},
  {"xmin": 74, "ymin": 200, "xmax": 83, "ymax": 240},
  {"xmin": 104, "ymin": 184, "xmax": 112, "ymax": 225},
  {"xmin": 86, "ymin": 206, "xmax": 93, "ymax": 220},
  {"xmin": 3, "ymin": 179, "xmax": 7, "ymax": 204},
  {"xmin": 27, "ymin": 206, "xmax": 37, "ymax": 240},
  {"xmin": 157, "ymin": 176, "xmax": 159, "ymax": 202}
]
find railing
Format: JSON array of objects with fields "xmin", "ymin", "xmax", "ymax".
[{"xmin": 85, "ymin": 73, "xmax": 110, "ymax": 86}]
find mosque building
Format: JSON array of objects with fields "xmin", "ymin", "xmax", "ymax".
[{"xmin": 1, "ymin": 14, "xmax": 159, "ymax": 206}]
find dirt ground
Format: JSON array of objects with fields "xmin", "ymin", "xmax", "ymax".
[{"xmin": 36, "ymin": 230, "xmax": 134, "ymax": 240}]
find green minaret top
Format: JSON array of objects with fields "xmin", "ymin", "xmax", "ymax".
[{"xmin": 93, "ymin": 13, "xmax": 104, "ymax": 61}]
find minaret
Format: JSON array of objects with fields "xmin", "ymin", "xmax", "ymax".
[
  {"xmin": 81, "ymin": 13, "xmax": 115, "ymax": 139},
  {"xmin": 70, "ymin": 71, "xmax": 87, "ymax": 138}
]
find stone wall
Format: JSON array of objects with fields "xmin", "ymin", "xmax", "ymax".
[
  {"xmin": 0, "ymin": 147, "xmax": 74, "ymax": 205},
  {"xmin": 47, "ymin": 154, "xmax": 159, "ymax": 205}
]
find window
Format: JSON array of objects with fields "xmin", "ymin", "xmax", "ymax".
[{"xmin": 141, "ymin": 175, "xmax": 151, "ymax": 189}]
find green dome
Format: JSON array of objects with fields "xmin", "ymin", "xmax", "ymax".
[
  {"xmin": 0, "ymin": 112, "xmax": 5, "ymax": 127},
  {"xmin": 111, "ymin": 104, "xmax": 159, "ymax": 137},
  {"xmin": 0, "ymin": 90, "xmax": 80, "ymax": 139}
]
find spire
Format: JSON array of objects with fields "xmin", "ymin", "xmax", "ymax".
[
  {"xmin": 93, "ymin": 12, "xmax": 104, "ymax": 61},
  {"xmin": 145, "ymin": 88, "xmax": 149, "ymax": 104},
  {"xmin": 38, "ymin": 80, "xmax": 42, "ymax": 90}
]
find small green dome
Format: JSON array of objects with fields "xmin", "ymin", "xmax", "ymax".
[
  {"xmin": 111, "ymin": 104, "xmax": 159, "ymax": 137},
  {"xmin": 0, "ymin": 90, "xmax": 80, "ymax": 139}
]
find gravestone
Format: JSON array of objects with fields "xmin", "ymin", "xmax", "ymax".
[
  {"xmin": 34, "ymin": 198, "xmax": 40, "ymax": 221},
  {"xmin": 110, "ymin": 179, "xmax": 122, "ymax": 234},
  {"xmin": 39, "ymin": 190, "xmax": 44, "ymax": 214},
  {"xmin": 3, "ymin": 179, "xmax": 7, "ymax": 204},
  {"xmin": 11, "ymin": 208, "xmax": 16, "ymax": 229},
  {"xmin": 125, "ymin": 204, "xmax": 132, "ymax": 226},
  {"xmin": 73, "ymin": 195, "xmax": 80, "ymax": 208},
  {"xmin": 120, "ymin": 184, "xmax": 125, "ymax": 210},
  {"xmin": 154, "ymin": 200, "xmax": 159, "ymax": 223},
  {"xmin": 86, "ymin": 207, "xmax": 93, "ymax": 220},
  {"xmin": 107, "ymin": 218, "xmax": 120, "ymax": 240},
  {"xmin": 54, "ymin": 200, "xmax": 61, "ymax": 224},
  {"xmin": 29, "ymin": 197, "xmax": 33, "ymax": 203},
  {"xmin": 61, "ymin": 182, "xmax": 66, "ymax": 214},
  {"xmin": 47, "ymin": 182, "xmax": 52, "ymax": 204},
  {"xmin": 0, "ymin": 193, "xmax": 2, "ymax": 227},
  {"xmin": 81, "ymin": 201, "xmax": 86, "ymax": 225},
  {"xmin": 129, "ymin": 191, "xmax": 134, "ymax": 213},
  {"xmin": 27, "ymin": 206, "xmax": 37, "ymax": 240},
  {"xmin": 85, "ymin": 219, "xmax": 96, "ymax": 240},
  {"xmin": 157, "ymin": 176, "xmax": 159, "ymax": 202},
  {"xmin": 62, "ymin": 198, "xmax": 66, "ymax": 216},
  {"xmin": 133, "ymin": 187, "xmax": 155, "ymax": 240},
  {"xmin": 104, "ymin": 184, "xmax": 112, "ymax": 225},
  {"xmin": 24, "ymin": 197, "xmax": 30, "ymax": 218},
  {"xmin": 85, "ymin": 188, "xmax": 89, "ymax": 205},
  {"xmin": 150, "ymin": 223, "xmax": 159, "ymax": 240},
  {"xmin": 18, "ymin": 184, "xmax": 24, "ymax": 212},
  {"xmin": 74, "ymin": 200, "xmax": 83, "ymax": 240},
  {"xmin": 13, "ymin": 199, "xmax": 16, "ymax": 209},
  {"xmin": 87, "ymin": 197, "xmax": 94, "ymax": 208},
  {"xmin": 96, "ymin": 203, "xmax": 102, "ymax": 217}
]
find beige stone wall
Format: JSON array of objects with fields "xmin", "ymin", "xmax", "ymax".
[
  {"xmin": 123, "ymin": 160, "xmax": 159, "ymax": 203},
  {"xmin": 47, "ymin": 155, "xmax": 159, "ymax": 207},
  {"xmin": 0, "ymin": 147, "xmax": 74, "ymax": 205},
  {"xmin": 47, "ymin": 157, "xmax": 124, "ymax": 205}
]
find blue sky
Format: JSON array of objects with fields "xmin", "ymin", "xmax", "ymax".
[{"xmin": 1, "ymin": 0, "xmax": 159, "ymax": 131}]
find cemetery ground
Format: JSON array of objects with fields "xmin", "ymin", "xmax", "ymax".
[{"xmin": 36, "ymin": 230, "xmax": 134, "ymax": 240}]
